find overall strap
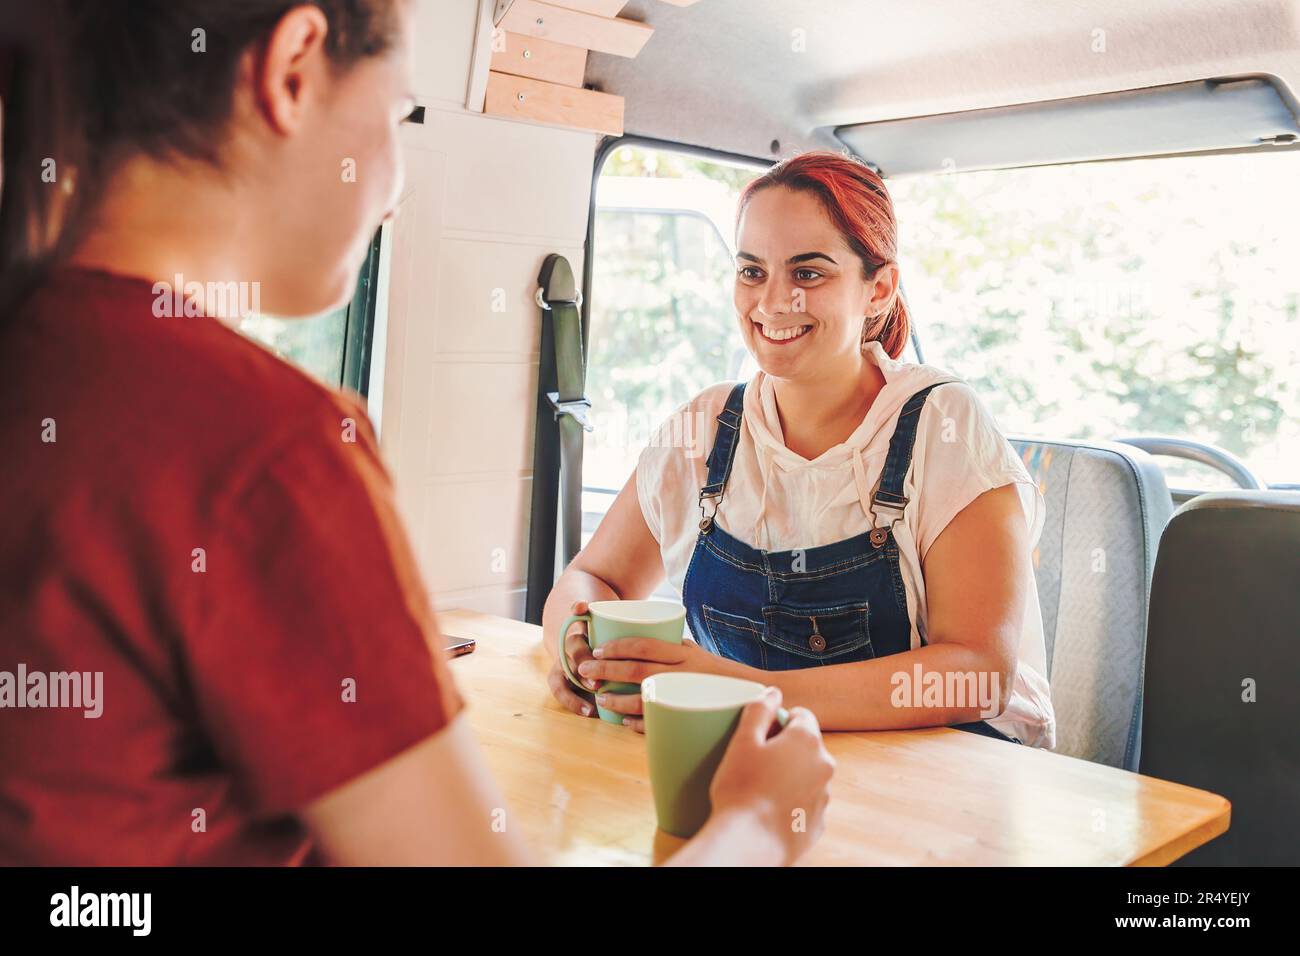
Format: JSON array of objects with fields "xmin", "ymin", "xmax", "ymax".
[
  {"xmin": 872, "ymin": 381, "xmax": 954, "ymax": 520},
  {"xmin": 698, "ymin": 383, "xmax": 747, "ymax": 530}
]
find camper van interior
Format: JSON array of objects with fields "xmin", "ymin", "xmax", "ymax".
[{"xmin": 0, "ymin": 0, "xmax": 1297, "ymax": 909}]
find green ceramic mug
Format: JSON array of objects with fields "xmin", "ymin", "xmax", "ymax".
[
  {"xmin": 559, "ymin": 599, "xmax": 686, "ymax": 724},
  {"xmin": 642, "ymin": 671, "xmax": 789, "ymax": 838}
]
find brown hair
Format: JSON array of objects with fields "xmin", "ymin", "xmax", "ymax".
[
  {"xmin": 0, "ymin": 0, "xmax": 402, "ymax": 310},
  {"xmin": 738, "ymin": 150, "xmax": 911, "ymax": 359}
]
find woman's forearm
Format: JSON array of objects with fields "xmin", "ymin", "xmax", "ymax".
[
  {"xmin": 664, "ymin": 805, "xmax": 787, "ymax": 867},
  {"xmin": 540, "ymin": 567, "xmax": 621, "ymax": 660},
  {"xmin": 758, "ymin": 642, "xmax": 1016, "ymax": 732}
]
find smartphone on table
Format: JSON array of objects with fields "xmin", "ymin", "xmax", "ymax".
[{"xmin": 445, "ymin": 633, "xmax": 476, "ymax": 658}]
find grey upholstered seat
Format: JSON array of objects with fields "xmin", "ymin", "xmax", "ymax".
[
  {"xmin": 1139, "ymin": 491, "xmax": 1300, "ymax": 865},
  {"xmin": 1009, "ymin": 438, "xmax": 1174, "ymax": 770}
]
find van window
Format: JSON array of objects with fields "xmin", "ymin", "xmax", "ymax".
[
  {"xmin": 238, "ymin": 228, "xmax": 384, "ymax": 394},
  {"xmin": 583, "ymin": 144, "xmax": 764, "ymax": 540},
  {"xmin": 240, "ymin": 307, "xmax": 349, "ymax": 386},
  {"xmin": 888, "ymin": 150, "xmax": 1300, "ymax": 488}
]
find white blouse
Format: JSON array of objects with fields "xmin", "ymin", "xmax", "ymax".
[{"xmin": 635, "ymin": 340, "xmax": 1056, "ymax": 748}]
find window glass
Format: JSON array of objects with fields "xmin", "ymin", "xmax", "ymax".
[
  {"xmin": 239, "ymin": 308, "xmax": 349, "ymax": 387},
  {"xmin": 888, "ymin": 151, "xmax": 1300, "ymax": 487},
  {"xmin": 584, "ymin": 146, "xmax": 764, "ymax": 538},
  {"xmin": 236, "ymin": 228, "xmax": 385, "ymax": 392}
]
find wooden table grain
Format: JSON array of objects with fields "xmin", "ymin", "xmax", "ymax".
[{"xmin": 439, "ymin": 609, "xmax": 1230, "ymax": 866}]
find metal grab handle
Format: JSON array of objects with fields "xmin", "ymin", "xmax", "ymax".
[{"xmin": 1114, "ymin": 436, "xmax": 1264, "ymax": 490}]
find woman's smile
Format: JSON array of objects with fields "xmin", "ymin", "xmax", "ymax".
[{"xmin": 753, "ymin": 319, "xmax": 814, "ymax": 345}]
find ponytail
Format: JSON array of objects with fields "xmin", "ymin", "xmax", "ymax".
[
  {"xmin": 860, "ymin": 284, "xmax": 911, "ymax": 360},
  {"xmin": 0, "ymin": 2, "xmax": 85, "ymax": 312}
]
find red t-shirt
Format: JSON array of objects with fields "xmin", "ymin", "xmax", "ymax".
[{"xmin": 0, "ymin": 267, "xmax": 464, "ymax": 865}]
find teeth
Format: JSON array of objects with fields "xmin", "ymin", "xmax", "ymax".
[{"xmin": 759, "ymin": 323, "xmax": 812, "ymax": 342}]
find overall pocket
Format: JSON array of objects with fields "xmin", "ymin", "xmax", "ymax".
[
  {"xmin": 702, "ymin": 605, "xmax": 767, "ymax": 669},
  {"xmin": 761, "ymin": 602, "xmax": 874, "ymax": 665}
]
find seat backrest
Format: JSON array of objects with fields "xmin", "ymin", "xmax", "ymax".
[
  {"xmin": 1010, "ymin": 438, "xmax": 1174, "ymax": 770},
  {"xmin": 1140, "ymin": 491, "xmax": 1300, "ymax": 865}
]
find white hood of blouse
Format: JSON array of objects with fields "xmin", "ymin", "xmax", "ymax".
[{"xmin": 742, "ymin": 340, "xmax": 957, "ymax": 550}]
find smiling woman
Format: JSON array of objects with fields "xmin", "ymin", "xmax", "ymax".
[
  {"xmin": 546, "ymin": 151, "xmax": 1053, "ymax": 747},
  {"xmin": 734, "ymin": 152, "xmax": 911, "ymax": 365}
]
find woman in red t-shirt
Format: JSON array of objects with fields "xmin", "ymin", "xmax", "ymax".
[{"xmin": 0, "ymin": 1, "xmax": 832, "ymax": 866}]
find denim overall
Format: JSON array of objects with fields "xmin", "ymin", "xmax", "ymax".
[{"xmin": 681, "ymin": 381, "xmax": 1018, "ymax": 744}]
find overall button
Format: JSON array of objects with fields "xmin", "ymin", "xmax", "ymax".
[{"xmin": 762, "ymin": 603, "xmax": 873, "ymax": 663}]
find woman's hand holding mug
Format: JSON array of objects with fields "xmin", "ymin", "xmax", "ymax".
[{"xmin": 547, "ymin": 600, "xmax": 599, "ymax": 718}]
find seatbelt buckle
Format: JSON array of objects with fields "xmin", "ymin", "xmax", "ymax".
[
  {"xmin": 535, "ymin": 287, "xmax": 583, "ymax": 311},
  {"xmin": 546, "ymin": 392, "xmax": 594, "ymax": 432}
]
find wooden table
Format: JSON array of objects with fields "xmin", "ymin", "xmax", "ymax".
[{"xmin": 440, "ymin": 610, "xmax": 1230, "ymax": 866}]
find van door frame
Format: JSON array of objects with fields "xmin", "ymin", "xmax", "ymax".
[{"xmin": 580, "ymin": 135, "xmax": 775, "ymax": 362}]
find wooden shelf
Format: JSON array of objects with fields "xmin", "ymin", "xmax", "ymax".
[
  {"xmin": 539, "ymin": 0, "xmax": 628, "ymax": 15},
  {"xmin": 466, "ymin": 0, "xmax": 704, "ymax": 134},
  {"xmin": 490, "ymin": 31, "xmax": 589, "ymax": 88},
  {"xmin": 498, "ymin": 0, "xmax": 653, "ymax": 60},
  {"xmin": 484, "ymin": 70, "xmax": 624, "ymax": 136}
]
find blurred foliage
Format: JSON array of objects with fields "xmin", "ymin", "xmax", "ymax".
[
  {"xmin": 603, "ymin": 143, "xmax": 757, "ymax": 192},
  {"xmin": 589, "ymin": 211, "xmax": 742, "ymax": 419},
  {"xmin": 891, "ymin": 151, "xmax": 1299, "ymax": 485},
  {"xmin": 239, "ymin": 307, "xmax": 348, "ymax": 387},
  {"xmin": 587, "ymin": 145, "xmax": 1299, "ymax": 489},
  {"xmin": 585, "ymin": 147, "xmax": 762, "ymax": 489}
]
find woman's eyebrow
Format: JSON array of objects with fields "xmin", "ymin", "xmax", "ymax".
[{"xmin": 736, "ymin": 251, "xmax": 838, "ymax": 265}]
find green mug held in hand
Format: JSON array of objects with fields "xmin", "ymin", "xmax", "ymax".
[
  {"xmin": 642, "ymin": 672, "xmax": 790, "ymax": 838},
  {"xmin": 558, "ymin": 600, "xmax": 686, "ymax": 724}
]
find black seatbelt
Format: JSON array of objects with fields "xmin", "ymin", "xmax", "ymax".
[{"xmin": 525, "ymin": 254, "xmax": 592, "ymax": 624}]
